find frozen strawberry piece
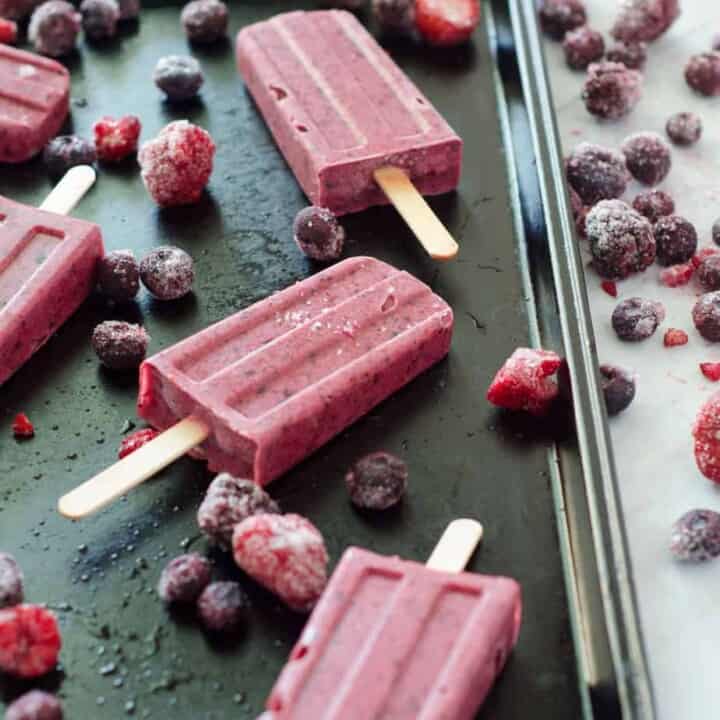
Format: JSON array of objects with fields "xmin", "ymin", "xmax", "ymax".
[
  {"xmin": 664, "ymin": 328, "xmax": 688, "ymax": 347},
  {"xmin": 0, "ymin": 604, "xmax": 61, "ymax": 678},
  {"xmin": 93, "ymin": 115, "xmax": 141, "ymax": 162},
  {"xmin": 659, "ymin": 262, "xmax": 694, "ymax": 287},
  {"xmin": 692, "ymin": 247, "xmax": 720, "ymax": 269},
  {"xmin": 232, "ymin": 513, "xmax": 328, "ymax": 612},
  {"xmin": 0, "ymin": 18, "xmax": 18, "ymax": 43},
  {"xmin": 118, "ymin": 428, "xmax": 159, "ymax": 459},
  {"xmin": 601, "ymin": 280, "xmax": 618, "ymax": 297},
  {"xmin": 694, "ymin": 392, "xmax": 720, "ymax": 482},
  {"xmin": 415, "ymin": 0, "xmax": 480, "ymax": 47},
  {"xmin": 700, "ymin": 363, "xmax": 720, "ymax": 381},
  {"xmin": 12, "ymin": 413, "xmax": 34, "ymax": 438},
  {"xmin": 487, "ymin": 348, "xmax": 562, "ymax": 415}
]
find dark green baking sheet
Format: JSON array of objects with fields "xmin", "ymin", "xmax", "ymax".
[{"xmin": 0, "ymin": 1, "xmax": 582, "ymax": 717}]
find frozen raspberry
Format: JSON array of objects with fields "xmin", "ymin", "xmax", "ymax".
[
  {"xmin": 695, "ymin": 393, "xmax": 720, "ymax": 481},
  {"xmin": 293, "ymin": 206, "xmax": 345, "ymax": 262},
  {"xmin": 538, "ymin": 0, "xmax": 586, "ymax": 41},
  {"xmin": 43, "ymin": 135, "xmax": 96, "ymax": 178},
  {"xmin": 700, "ymin": 363, "xmax": 720, "ymax": 382},
  {"xmin": 28, "ymin": 1, "xmax": 80, "ymax": 56},
  {"xmin": 97, "ymin": 250, "xmax": 140, "ymax": 302},
  {"xmin": 659, "ymin": 262, "xmax": 694, "ymax": 288},
  {"xmin": 197, "ymin": 582, "xmax": 247, "ymax": 632},
  {"xmin": 372, "ymin": 0, "xmax": 415, "ymax": 36},
  {"xmin": 91, "ymin": 320, "xmax": 149, "ymax": 370},
  {"xmin": 693, "ymin": 292, "xmax": 720, "ymax": 342},
  {"xmin": 0, "ymin": 553, "xmax": 23, "ymax": 608},
  {"xmin": 139, "ymin": 246, "xmax": 194, "ymax": 300},
  {"xmin": 487, "ymin": 347, "xmax": 562, "ymax": 415},
  {"xmin": 565, "ymin": 143, "xmax": 629, "ymax": 205},
  {"xmin": 697, "ymin": 255, "xmax": 720, "ymax": 291},
  {"xmin": 0, "ymin": 605, "xmax": 61, "ymax": 678},
  {"xmin": 693, "ymin": 247, "xmax": 720, "ymax": 269},
  {"xmin": 117, "ymin": 0, "xmax": 139, "ymax": 19},
  {"xmin": 653, "ymin": 215, "xmax": 697, "ymax": 266},
  {"xmin": 93, "ymin": 115, "xmax": 141, "ymax": 162},
  {"xmin": 663, "ymin": 328, "xmax": 688, "ymax": 347},
  {"xmin": 621, "ymin": 132, "xmax": 671, "ymax": 186},
  {"xmin": 153, "ymin": 55, "xmax": 204, "ymax": 101},
  {"xmin": 611, "ymin": 297, "xmax": 664, "ymax": 341},
  {"xmin": 232, "ymin": 514, "xmax": 328, "ymax": 612},
  {"xmin": 180, "ymin": 0, "xmax": 227, "ymax": 43},
  {"xmin": 605, "ymin": 41, "xmax": 647, "ymax": 70},
  {"xmin": 198, "ymin": 473, "xmax": 279, "ymax": 549},
  {"xmin": 80, "ymin": 0, "xmax": 119, "ymax": 39},
  {"xmin": 5, "ymin": 690, "xmax": 63, "ymax": 720},
  {"xmin": 600, "ymin": 280, "xmax": 618, "ymax": 297},
  {"xmin": 685, "ymin": 53, "xmax": 720, "ymax": 97},
  {"xmin": 665, "ymin": 112, "xmax": 702, "ymax": 147},
  {"xmin": 12, "ymin": 413, "xmax": 34, "ymax": 438},
  {"xmin": 671, "ymin": 509, "xmax": 720, "ymax": 561},
  {"xmin": 586, "ymin": 200, "xmax": 655, "ymax": 279},
  {"xmin": 157, "ymin": 553, "xmax": 211, "ymax": 604},
  {"xmin": 563, "ymin": 26, "xmax": 604, "ymax": 70},
  {"xmin": 0, "ymin": 18, "xmax": 18, "ymax": 43},
  {"xmin": 582, "ymin": 61, "xmax": 642, "ymax": 120},
  {"xmin": 415, "ymin": 0, "xmax": 480, "ymax": 47},
  {"xmin": 599, "ymin": 364, "xmax": 636, "ymax": 415},
  {"xmin": 345, "ymin": 452, "xmax": 408, "ymax": 510},
  {"xmin": 631, "ymin": 189, "xmax": 674, "ymax": 223},
  {"xmin": 138, "ymin": 121, "xmax": 215, "ymax": 206},
  {"xmin": 118, "ymin": 428, "xmax": 159, "ymax": 459},
  {"xmin": 611, "ymin": 0, "xmax": 678, "ymax": 44}
]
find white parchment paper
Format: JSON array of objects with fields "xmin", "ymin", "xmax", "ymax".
[{"xmin": 543, "ymin": 3, "xmax": 720, "ymax": 718}]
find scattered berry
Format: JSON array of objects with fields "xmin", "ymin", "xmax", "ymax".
[
  {"xmin": 43, "ymin": 135, "xmax": 96, "ymax": 177},
  {"xmin": 565, "ymin": 142, "xmax": 629, "ymax": 205},
  {"xmin": 232, "ymin": 513, "xmax": 328, "ymax": 612},
  {"xmin": 0, "ymin": 553, "xmax": 23, "ymax": 608},
  {"xmin": 116, "ymin": 0, "xmax": 139, "ymax": 19},
  {"xmin": 632, "ymin": 189, "xmax": 674, "ymax": 223},
  {"xmin": 605, "ymin": 41, "xmax": 647, "ymax": 69},
  {"xmin": 138, "ymin": 121, "xmax": 215, "ymax": 206},
  {"xmin": 665, "ymin": 112, "xmax": 702, "ymax": 146},
  {"xmin": 582, "ymin": 61, "xmax": 642, "ymax": 120},
  {"xmin": 5, "ymin": 690, "xmax": 62, "ymax": 720},
  {"xmin": 538, "ymin": 0, "xmax": 586, "ymax": 41},
  {"xmin": 663, "ymin": 328, "xmax": 688, "ymax": 347},
  {"xmin": 713, "ymin": 218, "xmax": 720, "ymax": 247},
  {"xmin": 692, "ymin": 247, "xmax": 720, "ymax": 269},
  {"xmin": 371, "ymin": 0, "xmax": 415, "ymax": 35},
  {"xmin": 80, "ymin": 0, "xmax": 119, "ymax": 39},
  {"xmin": 487, "ymin": 347, "xmax": 562, "ymax": 415},
  {"xmin": 694, "ymin": 392, "xmax": 720, "ymax": 482},
  {"xmin": 671, "ymin": 509, "xmax": 720, "ymax": 561},
  {"xmin": 685, "ymin": 52, "xmax": 720, "ymax": 97},
  {"xmin": 653, "ymin": 215, "xmax": 697, "ymax": 266},
  {"xmin": 28, "ymin": 0, "xmax": 80, "ymax": 56},
  {"xmin": 293, "ymin": 206, "xmax": 345, "ymax": 262},
  {"xmin": 345, "ymin": 452, "xmax": 408, "ymax": 510},
  {"xmin": 0, "ymin": 18, "xmax": 18, "ymax": 44},
  {"xmin": 93, "ymin": 115, "xmax": 141, "ymax": 162},
  {"xmin": 693, "ymin": 292, "xmax": 720, "ymax": 342},
  {"xmin": 599, "ymin": 364, "xmax": 636, "ymax": 415},
  {"xmin": 611, "ymin": 0, "xmax": 678, "ymax": 43},
  {"xmin": 563, "ymin": 26, "xmax": 604, "ymax": 70},
  {"xmin": 697, "ymin": 255, "xmax": 720, "ymax": 292},
  {"xmin": 157, "ymin": 554, "xmax": 211, "ymax": 604},
  {"xmin": 97, "ymin": 250, "xmax": 140, "ymax": 303},
  {"xmin": 153, "ymin": 54, "xmax": 204, "ymax": 101},
  {"xmin": 586, "ymin": 200, "xmax": 655, "ymax": 279},
  {"xmin": 601, "ymin": 280, "xmax": 618, "ymax": 297},
  {"xmin": 621, "ymin": 132, "xmax": 671, "ymax": 186},
  {"xmin": 611, "ymin": 297, "xmax": 664, "ymax": 341},
  {"xmin": 659, "ymin": 262, "xmax": 694, "ymax": 288},
  {"xmin": 91, "ymin": 320, "xmax": 150, "ymax": 370},
  {"xmin": 197, "ymin": 582, "xmax": 247, "ymax": 632},
  {"xmin": 180, "ymin": 0, "xmax": 227, "ymax": 43},
  {"xmin": 12, "ymin": 413, "xmax": 34, "ymax": 438},
  {"xmin": 0, "ymin": 604, "xmax": 61, "ymax": 678},
  {"xmin": 415, "ymin": 0, "xmax": 480, "ymax": 47},
  {"xmin": 198, "ymin": 473, "xmax": 279, "ymax": 549},
  {"xmin": 700, "ymin": 363, "xmax": 720, "ymax": 381},
  {"xmin": 118, "ymin": 428, "xmax": 159, "ymax": 459},
  {"xmin": 139, "ymin": 246, "xmax": 194, "ymax": 300}
]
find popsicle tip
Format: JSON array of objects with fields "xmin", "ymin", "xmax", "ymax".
[
  {"xmin": 57, "ymin": 493, "xmax": 85, "ymax": 520},
  {"xmin": 66, "ymin": 164, "xmax": 96, "ymax": 185}
]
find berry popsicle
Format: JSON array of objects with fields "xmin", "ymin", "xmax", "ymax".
[
  {"xmin": 58, "ymin": 257, "xmax": 453, "ymax": 519},
  {"xmin": 263, "ymin": 519, "xmax": 522, "ymax": 719},
  {"xmin": 0, "ymin": 44, "xmax": 70, "ymax": 163},
  {"xmin": 236, "ymin": 10, "xmax": 461, "ymax": 261},
  {"xmin": 1, "ymin": 165, "xmax": 101, "ymax": 386}
]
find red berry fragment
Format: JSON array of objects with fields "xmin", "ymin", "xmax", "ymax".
[
  {"xmin": 487, "ymin": 347, "xmax": 562, "ymax": 415},
  {"xmin": 157, "ymin": 553, "xmax": 211, "ymax": 604},
  {"xmin": 232, "ymin": 513, "xmax": 328, "ymax": 612},
  {"xmin": 0, "ymin": 18, "xmax": 18, "ymax": 44},
  {"xmin": 694, "ymin": 393, "xmax": 720, "ymax": 481},
  {"xmin": 12, "ymin": 413, "xmax": 34, "ymax": 438},
  {"xmin": 601, "ymin": 280, "xmax": 618, "ymax": 297},
  {"xmin": 93, "ymin": 115, "xmax": 141, "ymax": 163},
  {"xmin": 700, "ymin": 363, "xmax": 720, "ymax": 381},
  {"xmin": 659, "ymin": 262, "xmax": 694, "ymax": 288},
  {"xmin": 664, "ymin": 328, "xmax": 688, "ymax": 347},
  {"xmin": 118, "ymin": 428, "xmax": 159, "ymax": 459},
  {"xmin": 5, "ymin": 690, "xmax": 62, "ymax": 720},
  {"xmin": 0, "ymin": 604, "xmax": 61, "ymax": 678},
  {"xmin": 415, "ymin": 0, "xmax": 480, "ymax": 47},
  {"xmin": 582, "ymin": 61, "xmax": 642, "ymax": 120}
]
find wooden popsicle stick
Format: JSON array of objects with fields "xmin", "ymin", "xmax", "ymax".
[
  {"xmin": 39, "ymin": 165, "xmax": 97, "ymax": 216},
  {"xmin": 426, "ymin": 518, "xmax": 484, "ymax": 573},
  {"xmin": 58, "ymin": 417, "xmax": 210, "ymax": 520},
  {"xmin": 373, "ymin": 166, "xmax": 459, "ymax": 262}
]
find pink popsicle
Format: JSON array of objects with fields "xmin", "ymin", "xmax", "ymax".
[
  {"xmin": 236, "ymin": 10, "xmax": 463, "ymax": 217},
  {"xmin": 0, "ymin": 44, "xmax": 70, "ymax": 163}
]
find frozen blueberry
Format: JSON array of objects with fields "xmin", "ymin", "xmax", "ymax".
[
  {"xmin": 586, "ymin": 200, "xmax": 655, "ymax": 279},
  {"xmin": 693, "ymin": 292, "xmax": 720, "ymax": 342},
  {"xmin": 91, "ymin": 320, "xmax": 149, "ymax": 369},
  {"xmin": 621, "ymin": 132, "xmax": 671, "ymax": 186},
  {"xmin": 599, "ymin": 364, "xmax": 636, "ymax": 415},
  {"xmin": 582, "ymin": 61, "xmax": 642, "ymax": 120},
  {"xmin": 180, "ymin": 0, "xmax": 227, "ymax": 43},
  {"xmin": 605, "ymin": 41, "xmax": 647, "ymax": 70},
  {"xmin": 697, "ymin": 255, "xmax": 720, "ymax": 292},
  {"xmin": 611, "ymin": 297, "xmax": 665, "ymax": 341},
  {"xmin": 97, "ymin": 250, "xmax": 140, "ymax": 303},
  {"xmin": 153, "ymin": 55, "xmax": 204, "ymax": 101},
  {"xmin": 665, "ymin": 112, "xmax": 702, "ymax": 147},
  {"xmin": 372, "ymin": 0, "xmax": 415, "ymax": 35},
  {"xmin": 631, "ymin": 190, "xmax": 674, "ymax": 223},
  {"xmin": 117, "ymin": 0, "xmax": 139, "ymax": 19},
  {"xmin": 538, "ymin": 0, "xmax": 586, "ymax": 41},
  {"xmin": 345, "ymin": 452, "xmax": 408, "ymax": 510},
  {"xmin": 80, "ymin": 0, "xmax": 119, "ymax": 39},
  {"xmin": 28, "ymin": 0, "xmax": 80, "ymax": 56},
  {"xmin": 43, "ymin": 135, "xmax": 96, "ymax": 177},
  {"xmin": 671, "ymin": 509, "xmax": 720, "ymax": 561},
  {"xmin": 157, "ymin": 553, "xmax": 211, "ymax": 604},
  {"xmin": 713, "ymin": 218, "xmax": 720, "ymax": 246},
  {"xmin": 565, "ymin": 142, "xmax": 629, "ymax": 205},
  {"xmin": 654, "ymin": 215, "xmax": 697, "ymax": 266},
  {"xmin": 685, "ymin": 52, "xmax": 720, "ymax": 96},
  {"xmin": 5, "ymin": 690, "xmax": 63, "ymax": 720},
  {"xmin": 293, "ymin": 206, "xmax": 345, "ymax": 262},
  {"xmin": 0, "ymin": 552, "xmax": 23, "ymax": 608},
  {"xmin": 563, "ymin": 25, "xmax": 604, "ymax": 70},
  {"xmin": 140, "ymin": 246, "xmax": 194, "ymax": 300},
  {"xmin": 197, "ymin": 582, "xmax": 247, "ymax": 632}
]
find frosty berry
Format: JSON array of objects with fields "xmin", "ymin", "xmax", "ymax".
[
  {"xmin": 565, "ymin": 142, "xmax": 629, "ymax": 205},
  {"xmin": 671, "ymin": 509, "xmax": 720, "ymax": 561},
  {"xmin": 582, "ymin": 61, "xmax": 642, "ymax": 120},
  {"xmin": 197, "ymin": 582, "xmax": 247, "ymax": 632},
  {"xmin": 157, "ymin": 553, "xmax": 211, "ymax": 604},
  {"xmin": 293, "ymin": 206, "xmax": 345, "ymax": 262},
  {"xmin": 415, "ymin": 0, "xmax": 480, "ymax": 47},
  {"xmin": 653, "ymin": 215, "xmax": 697, "ymax": 267},
  {"xmin": 599, "ymin": 364, "xmax": 636, "ymax": 415},
  {"xmin": 97, "ymin": 249, "xmax": 140, "ymax": 302},
  {"xmin": 0, "ymin": 604, "xmax": 61, "ymax": 677},
  {"xmin": 0, "ymin": 553, "xmax": 23, "ymax": 608},
  {"xmin": 92, "ymin": 320, "xmax": 149, "ymax": 370},
  {"xmin": 345, "ymin": 452, "xmax": 408, "ymax": 510},
  {"xmin": 611, "ymin": 297, "xmax": 664, "ymax": 341},
  {"xmin": 139, "ymin": 246, "xmax": 194, "ymax": 300},
  {"xmin": 563, "ymin": 26, "xmax": 604, "ymax": 70},
  {"xmin": 93, "ymin": 115, "xmax": 141, "ymax": 162}
]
